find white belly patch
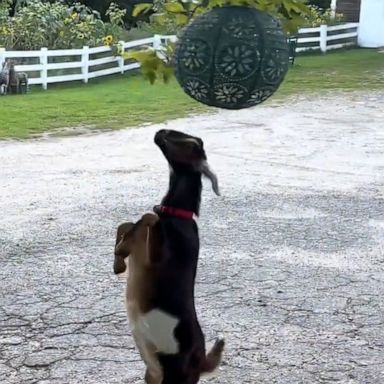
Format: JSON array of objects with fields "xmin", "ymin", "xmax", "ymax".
[{"xmin": 132, "ymin": 309, "xmax": 180, "ymax": 354}]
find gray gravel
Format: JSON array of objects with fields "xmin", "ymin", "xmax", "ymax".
[{"xmin": 1, "ymin": 92, "xmax": 384, "ymax": 384}]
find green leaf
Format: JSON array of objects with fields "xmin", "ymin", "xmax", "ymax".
[
  {"xmin": 283, "ymin": 15, "xmax": 306, "ymax": 33},
  {"xmin": 161, "ymin": 65, "xmax": 174, "ymax": 83},
  {"xmin": 283, "ymin": 1, "xmax": 309, "ymax": 15},
  {"xmin": 175, "ymin": 13, "xmax": 189, "ymax": 25},
  {"xmin": 164, "ymin": 2, "xmax": 185, "ymax": 13},
  {"xmin": 150, "ymin": 12, "xmax": 167, "ymax": 25},
  {"xmin": 132, "ymin": 3, "xmax": 153, "ymax": 17},
  {"xmin": 124, "ymin": 49, "xmax": 153, "ymax": 62},
  {"xmin": 292, "ymin": 2, "xmax": 311, "ymax": 14},
  {"xmin": 146, "ymin": 71, "xmax": 157, "ymax": 84}
]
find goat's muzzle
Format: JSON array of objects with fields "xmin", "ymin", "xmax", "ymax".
[{"xmin": 154, "ymin": 129, "xmax": 169, "ymax": 146}]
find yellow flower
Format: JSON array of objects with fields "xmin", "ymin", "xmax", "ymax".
[
  {"xmin": 59, "ymin": 31, "xmax": 64, "ymax": 37},
  {"xmin": 71, "ymin": 13, "xmax": 78, "ymax": 20},
  {"xmin": 103, "ymin": 35, "xmax": 114, "ymax": 46}
]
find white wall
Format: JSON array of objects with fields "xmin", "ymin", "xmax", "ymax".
[{"xmin": 358, "ymin": 0, "xmax": 384, "ymax": 47}]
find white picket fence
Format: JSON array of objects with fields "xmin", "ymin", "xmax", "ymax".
[
  {"xmin": 0, "ymin": 23, "xmax": 359, "ymax": 90},
  {"xmin": 296, "ymin": 22, "xmax": 359, "ymax": 53},
  {"xmin": 0, "ymin": 35, "xmax": 175, "ymax": 90}
]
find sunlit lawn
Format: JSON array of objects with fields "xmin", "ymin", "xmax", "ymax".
[{"xmin": 0, "ymin": 48, "xmax": 383, "ymax": 139}]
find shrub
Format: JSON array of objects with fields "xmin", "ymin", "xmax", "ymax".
[
  {"xmin": 0, "ymin": 0, "xmax": 126, "ymax": 50},
  {"xmin": 303, "ymin": 5, "xmax": 344, "ymax": 27}
]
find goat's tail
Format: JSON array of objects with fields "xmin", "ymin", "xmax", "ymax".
[{"xmin": 201, "ymin": 338, "xmax": 225, "ymax": 374}]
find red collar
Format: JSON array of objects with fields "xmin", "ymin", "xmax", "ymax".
[{"xmin": 154, "ymin": 205, "xmax": 195, "ymax": 220}]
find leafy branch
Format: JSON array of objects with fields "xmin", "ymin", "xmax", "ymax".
[{"xmin": 120, "ymin": 0, "xmax": 310, "ymax": 84}]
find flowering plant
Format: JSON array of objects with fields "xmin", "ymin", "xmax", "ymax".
[
  {"xmin": 0, "ymin": 0, "xmax": 126, "ymax": 50},
  {"xmin": 303, "ymin": 5, "xmax": 344, "ymax": 27}
]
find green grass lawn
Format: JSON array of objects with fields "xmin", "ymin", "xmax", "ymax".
[{"xmin": 0, "ymin": 49, "xmax": 383, "ymax": 139}]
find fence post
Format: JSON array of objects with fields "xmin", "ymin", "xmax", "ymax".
[
  {"xmin": 153, "ymin": 34, "xmax": 162, "ymax": 51},
  {"xmin": 320, "ymin": 24, "xmax": 328, "ymax": 53},
  {"xmin": 118, "ymin": 40, "xmax": 125, "ymax": 74},
  {"xmin": 82, "ymin": 45, "xmax": 89, "ymax": 83},
  {"xmin": 40, "ymin": 47, "xmax": 48, "ymax": 90},
  {"xmin": 0, "ymin": 47, "xmax": 5, "ymax": 67},
  {"xmin": 330, "ymin": 0, "xmax": 337, "ymax": 20}
]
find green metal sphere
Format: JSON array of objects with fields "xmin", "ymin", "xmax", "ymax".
[{"xmin": 174, "ymin": 6, "xmax": 289, "ymax": 110}]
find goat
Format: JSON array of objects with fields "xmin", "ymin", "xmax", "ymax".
[
  {"xmin": 16, "ymin": 71, "xmax": 29, "ymax": 94},
  {"xmin": 114, "ymin": 129, "xmax": 224, "ymax": 384},
  {"xmin": 7, "ymin": 60, "xmax": 28, "ymax": 94},
  {"xmin": 0, "ymin": 60, "xmax": 28, "ymax": 95},
  {"xmin": 0, "ymin": 60, "xmax": 10, "ymax": 96}
]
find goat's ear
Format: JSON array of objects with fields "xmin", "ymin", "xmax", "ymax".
[
  {"xmin": 200, "ymin": 161, "xmax": 220, "ymax": 196},
  {"xmin": 114, "ymin": 222, "xmax": 134, "ymax": 274}
]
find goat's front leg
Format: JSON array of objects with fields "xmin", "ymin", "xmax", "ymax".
[{"xmin": 135, "ymin": 213, "xmax": 162, "ymax": 266}]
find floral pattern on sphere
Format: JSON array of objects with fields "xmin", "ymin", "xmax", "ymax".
[
  {"xmin": 223, "ymin": 16, "xmax": 260, "ymax": 39},
  {"xmin": 217, "ymin": 44, "xmax": 260, "ymax": 80},
  {"xmin": 179, "ymin": 39, "xmax": 211, "ymax": 74},
  {"xmin": 214, "ymin": 83, "xmax": 248, "ymax": 105},
  {"xmin": 261, "ymin": 50, "xmax": 289, "ymax": 84},
  {"xmin": 246, "ymin": 88, "xmax": 275, "ymax": 107},
  {"xmin": 184, "ymin": 79, "xmax": 209, "ymax": 102}
]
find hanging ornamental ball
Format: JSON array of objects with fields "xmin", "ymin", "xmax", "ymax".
[{"xmin": 173, "ymin": 6, "xmax": 290, "ymax": 110}]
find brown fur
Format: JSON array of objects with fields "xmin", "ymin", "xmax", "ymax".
[
  {"xmin": 114, "ymin": 212, "xmax": 224, "ymax": 383},
  {"xmin": 115, "ymin": 213, "xmax": 161, "ymax": 312},
  {"xmin": 115, "ymin": 213, "xmax": 164, "ymax": 383}
]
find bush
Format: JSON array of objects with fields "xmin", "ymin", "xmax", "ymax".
[
  {"xmin": 0, "ymin": 0, "xmax": 126, "ymax": 50},
  {"xmin": 131, "ymin": 0, "xmax": 183, "ymax": 36},
  {"xmin": 303, "ymin": 5, "xmax": 344, "ymax": 27}
]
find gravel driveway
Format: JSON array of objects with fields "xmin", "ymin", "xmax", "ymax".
[{"xmin": 1, "ymin": 92, "xmax": 383, "ymax": 384}]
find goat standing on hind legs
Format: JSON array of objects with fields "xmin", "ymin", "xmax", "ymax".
[{"xmin": 114, "ymin": 129, "xmax": 224, "ymax": 384}]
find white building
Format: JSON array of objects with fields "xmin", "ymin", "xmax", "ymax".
[{"xmin": 358, "ymin": 0, "xmax": 384, "ymax": 47}]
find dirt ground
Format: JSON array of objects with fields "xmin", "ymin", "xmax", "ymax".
[{"xmin": 1, "ymin": 92, "xmax": 383, "ymax": 384}]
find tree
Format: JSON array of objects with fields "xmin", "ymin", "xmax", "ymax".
[
  {"xmin": 8, "ymin": 0, "xmax": 153, "ymax": 27},
  {"xmin": 79, "ymin": 0, "xmax": 154, "ymax": 26},
  {"xmin": 124, "ymin": 0, "xmax": 310, "ymax": 83},
  {"xmin": 307, "ymin": 0, "xmax": 331, "ymax": 9}
]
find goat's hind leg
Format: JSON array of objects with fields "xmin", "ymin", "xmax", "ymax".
[
  {"xmin": 145, "ymin": 368, "xmax": 162, "ymax": 384},
  {"xmin": 133, "ymin": 336, "xmax": 162, "ymax": 384},
  {"xmin": 201, "ymin": 338, "xmax": 225, "ymax": 374}
]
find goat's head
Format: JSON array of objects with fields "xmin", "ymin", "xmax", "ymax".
[
  {"xmin": 114, "ymin": 213, "xmax": 159, "ymax": 274},
  {"xmin": 154, "ymin": 129, "xmax": 220, "ymax": 195},
  {"xmin": 1, "ymin": 60, "xmax": 12, "ymax": 72}
]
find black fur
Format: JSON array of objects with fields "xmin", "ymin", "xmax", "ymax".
[{"xmin": 151, "ymin": 129, "xmax": 223, "ymax": 384}]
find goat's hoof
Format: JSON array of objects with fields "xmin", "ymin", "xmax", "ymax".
[{"xmin": 214, "ymin": 338, "xmax": 225, "ymax": 349}]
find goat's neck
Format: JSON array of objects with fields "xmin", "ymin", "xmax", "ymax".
[{"xmin": 161, "ymin": 171, "xmax": 202, "ymax": 216}]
